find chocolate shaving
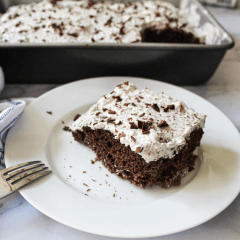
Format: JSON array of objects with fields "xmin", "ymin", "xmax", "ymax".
[
  {"xmin": 73, "ymin": 114, "xmax": 81, "ymax": 121},
  {"xmin": 118, "ymin": 132, "xmax": 126, "ymax": 139},
  {"xmin": 180, "ymin": 103, "xmax": 184, "ymax": 112},
  {"xmin": 103, "ymin": 108, "xmax": 107, "ymax": 112},
  {"xmin": 152, "ymin": 104, "xmax": 160, "ymax": 112},
  {"xmin": 50, "ymin": 0, "xmax": 61, "ymax": 5},
  {"xmin": 142, "ymin": 122, "xmax": 149, "ymax": 131},
  {"xmin": 129, "ymin": 122, "xmax": 138, "ymax": 129},
  {"xmin": 68, "ymin": 32, "xmax": 79, "ymax": 38},
  {"xmin": 137, "ymin": 120, "xmax": 144, "ymax": 129},
  {"xmin": 139, "ymin": 113, "xmax": 145, "ymax": 117},
  {"xmin": 135, "ymin": 147, "xmax": 142, "ymax": 153},
  {"xmin": 132, "ymin": 103, "xmax": 137, "ymax": 107},
  {"xmin": 124, "ymin": 103, "xmax": 130, "ymax": 106},
  {"xmin": 107, "ymin": 118, "xmax": 115, "ymax": 123},
  {"xmin": 119, "ymin": 26, "xmax": 125, "ymax": 35},
  {"xmin": 63, "ymin": 126, "xmax": 71, "ymax": 132},
  {"xmin": 131, "ymin": 136, "xmax": 136, "ymax": 142},
  {"xmin": 112, "ymin": 96, "xmax": 122, "ymax": 102},
  {"xmin": 139, "ymin": 96, "xmax": 144, "ymax": 99},
  {"xmin": 104, "ymin": 17, "xmax": 113, "ymax": 26},
  {"xmin": 115, "ymin": 121, "xmax": 122, "ymax": 125},
  {"xmin": 108, "ymin": 110, "xmax": 116, "ymax": 114},
  {"xmin": 50, "ymin": 22, "xmax": 65, "ymax": 36},
  {"xmin": 158, "ymin": 120, "xmax": 168, "ymax": 128},
  {"xmin": 135, "ymin": 98, "xmax": 140, "ymax": 102},
  {"xmin": 96, "ymin": 112, "xmax": 101, "ymax": 116},
  {"xmin": 142, "ymin": 130, "xmax": 150, "ymax": 134},
  {"xmin": 87, "ymin": 0, "xmax": 95, "ymax": 8},
  {"xmin": 15, "ymin": 21, "xmax": 21, "ymax": 27},
  {"xmin": 163, "ymin": 108, "xmax": 168, "ymax": 112},
  {"xmin": 123, "ymin": 82, "xmax": 129, "ymax": 85},
  {"xmin": 167, "ymin": 104, "xmax": 175, "ymax": 110},
  {"xmin": 46, "ymin": 111, "xmax": 52, "ymax": 115}
]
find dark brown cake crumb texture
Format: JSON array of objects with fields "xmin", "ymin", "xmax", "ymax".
[{"xmin": 72, "ymin": 127, "xmax": 204, "ymax": 189}]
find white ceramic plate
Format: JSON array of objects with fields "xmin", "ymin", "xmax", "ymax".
[{"xmin": 5, "ymin": 77, "xmax": 240, "ymax": 238}]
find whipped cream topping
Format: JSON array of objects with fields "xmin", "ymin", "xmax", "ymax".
[
  {"xmin": 0, "ymin": 0, "xmax": 228, "ymax": 44},
  {"xmin": 71, "ymin": 82, "xmax": 206, "ymax": 163}
]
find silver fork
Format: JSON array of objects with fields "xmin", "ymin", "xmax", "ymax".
[{"xmin": 0, "ymin": 161, "xmax": 52, "ymax": 199}]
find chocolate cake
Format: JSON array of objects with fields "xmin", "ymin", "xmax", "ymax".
[
  {"xmin": 71, "ymin": 82, "xmax": 206, "ymax": 189},
  {"xmin": 0, "ymin": 0, "xmax": 210, "ymax": 44}
]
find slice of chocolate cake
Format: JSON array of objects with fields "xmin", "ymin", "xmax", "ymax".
[{"xmin": 71, "ymin": 82, "xmax": 206, "ymax": 189}]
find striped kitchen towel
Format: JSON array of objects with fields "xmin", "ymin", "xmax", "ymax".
[{"xmin": 0, "ymin": 100, "xmax": 26, "ymax": 167}]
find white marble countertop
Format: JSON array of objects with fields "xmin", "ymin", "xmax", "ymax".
[{"xmin": 1, "ymin": 4, "xmax": 240, "ymax": 240}]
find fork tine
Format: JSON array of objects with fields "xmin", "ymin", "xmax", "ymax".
[
  {"xmin": 4, "ymin": 163, "xmax": 45, "ymax": 178},
  {"xmin": 8, "ymin": 167, "xmax": 49, "ymax": 184},
  {"xmin": 11, "ymin": 170, "xmax": 52, "ymax": 191},
  {"xmin": 1, "ymin": 161, "xmax": 41, "ymax": 175}
]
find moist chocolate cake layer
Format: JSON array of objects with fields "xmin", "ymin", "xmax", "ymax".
[{"xmin": 72, "ymin": 127, "xmax": 203, "ymax": 189}]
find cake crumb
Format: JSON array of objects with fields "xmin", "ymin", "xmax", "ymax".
[
  {"xmin": 113, "ymin": 193, "xmax": 115, "ymax": 197},
  {"xmin": 106, "ymin": 174, "xmax": 109, "ymax": 177},
  {"xmin": 63, "ymin": 126, "xmax": 71, "ymax": 132},
  {"xmin": 87, "ymin": 188, "xmax": 90, "ymax": 192},
  {"xmin": 46, "ymin": 111, "xmax": 52, "ymax": 115},
  {"xmin": 83, "ymin": 183, "xmax": 89, "ymax": 187},
  {"xmin": 83, "ymin": 171, "xmax": 86, "ymax": 173},
  {"xmin": 62, "ymin": 120, "xmax": 65, "ymax": 124},
  {"xmin": 69, "ymin": 175, "xmax": 71, "ymax": 177}
]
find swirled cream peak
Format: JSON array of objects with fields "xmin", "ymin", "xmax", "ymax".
[
  {"xmin": 0, "ymin": 0, "xmax": 228, "ymax": 44},
  {"xmin": 71, "ymin": 82, "xmax": 206, "ymax": 163}
]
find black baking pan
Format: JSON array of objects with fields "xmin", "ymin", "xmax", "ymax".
[{"xmin": 0, "ymin": 0, "xmax": 234, "ymax": 85}]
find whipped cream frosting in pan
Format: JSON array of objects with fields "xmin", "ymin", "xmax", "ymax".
[
  {"xmin": 71, "ymin": 82, "xmax": 206, "ymax": 163},
  {"xmin": 0, "ymin": 0, "xmax": 228, "ymax": 44}
]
